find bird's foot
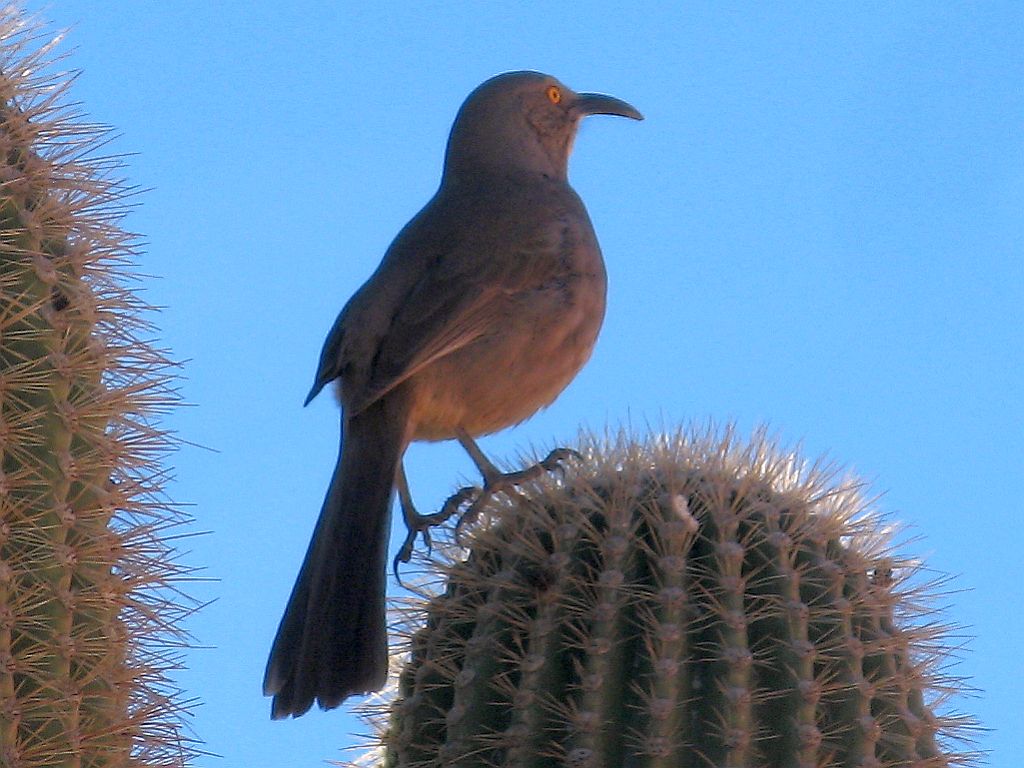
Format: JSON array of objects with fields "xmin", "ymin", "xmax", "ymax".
[
  {"xmin": 453, "ymin": 446, "xmax": 582, "ymax": 538},
  {"xmin": 391, "ymin": 445, "xmax": 581, "ymax": 581},
  {"xmin": 393, "ymin": 486, "xmax": 475, "ymax": 577}
]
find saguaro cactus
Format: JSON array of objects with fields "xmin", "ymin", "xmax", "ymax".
[
  {"xmin": 0, "ymin": 9, "xmax": 195, "ymax": 767},
  {"xmin": 371, "ymin": 429, "xmax": 977, "ymax": 768}
]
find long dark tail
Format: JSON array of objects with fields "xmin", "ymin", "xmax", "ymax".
[{"xmin": 263, "ymin": 398, "xmax": 406, "ymax": 718}]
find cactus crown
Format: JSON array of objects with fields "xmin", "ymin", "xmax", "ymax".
[{"xmin": 361, "ymin": 428, "xmax": 977, "ymax": 768}]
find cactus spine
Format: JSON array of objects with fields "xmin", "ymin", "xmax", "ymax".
[
  {"xmin": 371, "ymin": 429, "xmax": 976, "ymax": 768},
  {"xmin": 0, "ymin": 9, "xmax": 195, "ymax": 767}
]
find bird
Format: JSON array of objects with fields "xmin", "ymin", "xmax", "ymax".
[{"xmin": 263, "ymin": 70, "xmax": 642, "ymax": 719}]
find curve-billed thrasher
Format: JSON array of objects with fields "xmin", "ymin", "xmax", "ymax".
[{"xmin": 263, "ymin": 71, "xmax": 641, "ymax": 718}]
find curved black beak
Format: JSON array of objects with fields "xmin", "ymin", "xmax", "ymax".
[{"xmin": 573, "ymin": 92, "xmax": 644, "ymax": 121}]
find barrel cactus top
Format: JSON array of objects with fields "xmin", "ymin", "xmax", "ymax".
[{"xmin": 358, "ymin": 427, "xmax": 977, "ymax": 768}]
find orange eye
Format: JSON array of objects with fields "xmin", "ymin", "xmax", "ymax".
[{"xmin": 546, "ymin": 85, "xmax": 562, "ymax": 104}]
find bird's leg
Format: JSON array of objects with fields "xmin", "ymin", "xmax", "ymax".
[
  {"xmin": 457, "ymin": 429, "xmax": 580, "ymax": 487},
  {"xmin": 393, "ymin": 462, "xmax": 474, "ymax": 576},
  {"xmin": 452, "ymin": 428, "xmax": 581, "ymax": 533}
]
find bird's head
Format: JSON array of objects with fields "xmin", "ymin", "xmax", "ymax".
[{"xmin": 443, "ymin": 71, "xmax": 642, "ymax": 184}]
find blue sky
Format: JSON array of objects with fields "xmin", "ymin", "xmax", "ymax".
[{"xmin": 22, "ymin": 1, "xmax": 1021, "ymax": 765}]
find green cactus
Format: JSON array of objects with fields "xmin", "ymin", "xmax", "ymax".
[
  {"xmin": 367, "ymin": 428, "xmax": 977, "ymax": 768},
  {"xmin": 0, "ymin": 9, "xmax": 196, "ymax": 767}
]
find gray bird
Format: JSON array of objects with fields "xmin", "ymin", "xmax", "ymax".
[{"xmin": 263, "ymin": 71, "xmax": 642, "ymax": 718}]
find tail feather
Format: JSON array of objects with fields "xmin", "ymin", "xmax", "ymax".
[{"xmin": 264, "ymin": 399, "xmax": 406, "ymax": 718}]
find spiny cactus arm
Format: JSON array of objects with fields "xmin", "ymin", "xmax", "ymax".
[
  {"xmin": 0, "ymin": 9, "xmax": 196, "ymax": 766},
  {"xmin": 2, "ymin": 98, "xmax": 125, "ymax": 766}
]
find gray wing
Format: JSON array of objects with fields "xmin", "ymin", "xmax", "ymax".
[
  {"xmin": 304, "ymin": 313, "xmax": 346, "ymax": 405},
  {"xmin": 346, "ymin": 212, "xmax": 575, "ymax": 414}
]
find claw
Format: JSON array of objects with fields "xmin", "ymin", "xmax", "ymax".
[
  {"xmin": 540, "ymin": 447, "xmax": 582, "ymax": 473},
  {"xmin": 443, "ymin": 486, "xmax": 479, "ymax": 518},
  {"xmin": 393, "ymin": 522, "xmax": 423, "ymax": 584},
  {"xmin": 392, "ymin": 540, "xmax": 413, "ymax": 587},
  {"xmin": 453, "ymin": 493, "xmax": 488, "ymax": 543},
  {"xmin": 393, "ymin": 484, "xmax": 477, "ymax": 580}
]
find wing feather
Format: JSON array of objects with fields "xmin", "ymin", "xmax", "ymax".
[{"xmin": 348, "ymin": 216, "xmax": 572, "ymax": 413}]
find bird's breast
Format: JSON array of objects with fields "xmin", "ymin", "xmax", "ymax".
[{"xmin": 408, "ymin": 239, "xmax": 606, "ymax": 441}]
